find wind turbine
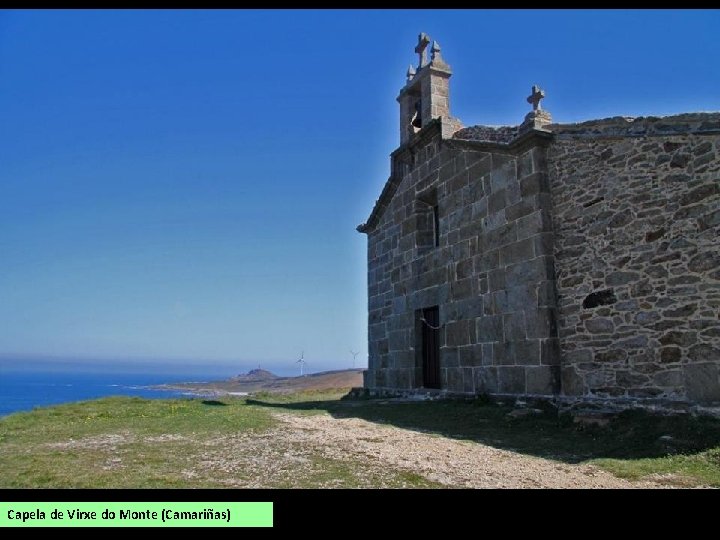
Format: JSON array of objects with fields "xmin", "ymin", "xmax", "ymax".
[
  {"xmin": 350, "ymin": 350, "xmax": 360, "ymax": 369},
  {"xmin": 296, "ymin": 351, "xmax": 307, "ymax": 377}
]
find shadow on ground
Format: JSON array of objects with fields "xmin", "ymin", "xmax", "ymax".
[
  {"xmin": 246, "ymin": 397, "xmax": 720, "ymax": 464},
  {"xmin": 201, "ymin": 400, "xmax": 228, "ymax": 406}
]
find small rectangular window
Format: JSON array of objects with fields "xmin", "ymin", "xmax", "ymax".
[{"xmin": 416, "ymin": 188, "xmax": 439, "ymax": 252}]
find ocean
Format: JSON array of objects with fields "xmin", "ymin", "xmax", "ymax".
[{"xmin": 0, "ymin": 364, "xmax": 246, "ymax": 418}]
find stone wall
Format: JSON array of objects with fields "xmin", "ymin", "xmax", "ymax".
[
  {"xmin": 547, "ymin": 114, "xmax": 720, "ymax": 404},
  {"xmin": 361, "ymin": 112, "xmax": 720, "ymax": 408},
  {"xmin": 363, "ymin": 120, "xmax": 561, "ymax": 395}
]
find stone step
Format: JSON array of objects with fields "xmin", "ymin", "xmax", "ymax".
[{"xmin": 570, "ymin": 409, "xmax": 618, "ymax": 427}]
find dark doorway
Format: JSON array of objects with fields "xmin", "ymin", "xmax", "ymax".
[{"xmin": 421, "ymin": 306, "xmax": 441, "ymax": 389}]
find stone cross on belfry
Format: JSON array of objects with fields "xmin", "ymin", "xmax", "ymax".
[
  {"xmin": 415, "ymin": 32, "xmax": 431, "ymax": 68},
  {"xmin": 527, "ymin": 85, "xmax": 545, "ymax": 111}
]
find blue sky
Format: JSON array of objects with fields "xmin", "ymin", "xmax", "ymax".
[{"xmin": 1, "ymin": 9, "xmax": 718, "ymax": 374}]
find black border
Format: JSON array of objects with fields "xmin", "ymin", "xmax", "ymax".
[{"xmin": 0, "ymin": 488, "xmax": 713, "ymax": 532}]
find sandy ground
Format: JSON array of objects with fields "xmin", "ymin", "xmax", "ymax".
[{"xmin": 266, "ymin": 412, "xmax": 666, "ymax": 488}]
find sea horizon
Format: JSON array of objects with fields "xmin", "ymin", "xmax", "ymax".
[{"xmin": 0, "ymin": 358, "xmax": 288, "ymax": 418}]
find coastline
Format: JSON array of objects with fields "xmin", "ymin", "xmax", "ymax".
[{"xmin": 154, "ymin": 368, "xmax": 364, "ymax": 397}]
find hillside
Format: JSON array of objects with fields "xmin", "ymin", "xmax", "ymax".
[{"xmin": 158, "ymin": 368, "xmax": 364, "ymax": 396}]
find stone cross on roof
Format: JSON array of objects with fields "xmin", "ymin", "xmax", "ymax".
[
  {"xmin": 415, "ymin": 32, "xmax": 431, "ymax": 68},
  {"xmin": 521, "ymin": 84, "xmax": 552, "ymax": 132},
  {"xmin": 527, "ymin": 85, "xmax": 545, "ymax": 111}
]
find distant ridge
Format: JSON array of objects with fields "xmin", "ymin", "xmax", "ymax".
[{"xmin": 160, "ymin": 368, "xmax": 364, "ymax": 396}]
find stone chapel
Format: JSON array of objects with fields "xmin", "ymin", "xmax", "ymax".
[{"xmin": 357, "ymin": 33, "xmax": 720, "ymax": 410}]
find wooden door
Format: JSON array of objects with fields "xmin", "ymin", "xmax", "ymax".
[{"xmin": 422, "ymin": 306, "xmax": 440, "ymax": 389}]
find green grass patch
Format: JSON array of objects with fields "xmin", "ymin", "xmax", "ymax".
[
  {"xmin": 0, "ymin": 396, "xmax": 274, "ymax": 488},
  {"xmin": 0, "ymin": 392, "xmax": 445, "ymax": 488},
  {"xmin": 276, "ymin": 455, "xmax": 443, "ymax": 488},
  {"xmin": 592, "ymin": 447, "xmax": 720, "ymax": 487},
  {"xmin": 251, "ymin": 387, "xmax": 354, "ymax": 403}
]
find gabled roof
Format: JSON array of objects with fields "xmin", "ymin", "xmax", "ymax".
[
  {"xmin": 357, "ymin": 120, "xmax": 443, "ymax": 234},
  {"xmin": 357, "ymin": 120, "xmax": 554, "ymax": 234}
]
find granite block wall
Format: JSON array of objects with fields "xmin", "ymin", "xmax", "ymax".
[
  {"xmin": 361, "ymin": 113, "xmax": 720, "ymax": 408},
  {"xmin": 363, "ymin": 121, "xmax": 561, "ymax": 395}
]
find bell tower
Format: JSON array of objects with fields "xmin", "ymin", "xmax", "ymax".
[{"xmin": 397, "ymin": 33, "xmax": 458, "ymax": 145}]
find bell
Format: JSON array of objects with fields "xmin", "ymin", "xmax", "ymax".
[{"xmin": 411, "ymin": 100, "xmax": 422, "ymax": 129}]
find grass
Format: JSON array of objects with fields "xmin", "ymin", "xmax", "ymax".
[
  {"xmin": 250, "ymin": 387, "xmax": 354, "ymax": 404},
  {"xmin": 594, "ymin": 451, "xmax": 720, "ymax": 487},
  {"xmin": 270, "ymin": 456, "xmax": 442, "ymax": 488},
  {"xmin": 0, "ymin": 391, "xmax": 440, "ymax": 488},
  {"xmin": 0, "ymin": 396, "xmax": 274, "ymax": 488},
  {"xmin": 2, "ymin": 391, "xmax": 720, "ymax": 488}
]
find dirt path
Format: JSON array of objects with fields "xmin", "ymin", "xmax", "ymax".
[
  {"xmin": 194, "ymin": 410, "xmax": 666, "ymax": 488},
  {"xmin": 268, "ymin": 412, "xmax": 666, "ymax": 488},
  {"xmin": 37, "ymin": 408, "xmax": 674, "ymax": 487}
]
